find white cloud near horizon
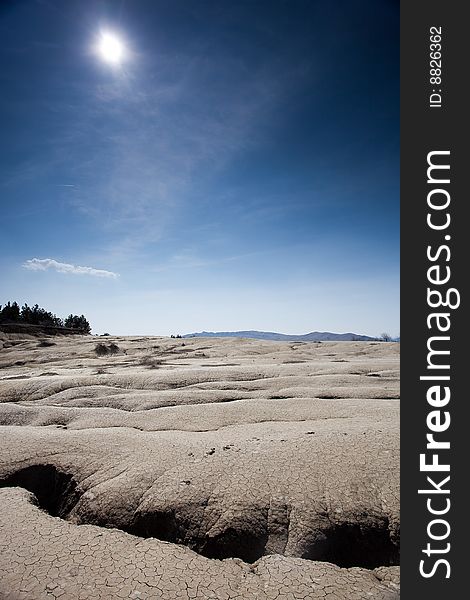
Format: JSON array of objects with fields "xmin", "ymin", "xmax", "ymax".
[{"xmin": 22, "ymin": 258, "xmax": 119, "ymax": 279}]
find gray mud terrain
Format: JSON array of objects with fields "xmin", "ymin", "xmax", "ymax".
[{"xmin": 0, "ymin": 334, "xmax": 400, "ymax": 599}]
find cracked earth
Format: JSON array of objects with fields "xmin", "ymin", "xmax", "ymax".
[{"xmin": 0, "ymin": 333, "xmax": 399, "ymax": 599}]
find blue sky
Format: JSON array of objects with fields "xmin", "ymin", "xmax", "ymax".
[{"xmin": 0, "ymin": 0, "xmax": 399, "ymax": 337}]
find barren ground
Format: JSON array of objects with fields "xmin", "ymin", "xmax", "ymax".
[{"xmin": 0, "ymin": 333, "xmax": 400, "ymax": 599}]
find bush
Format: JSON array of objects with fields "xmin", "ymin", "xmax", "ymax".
[
  {"xmin": 140, "ymin": 356, "xmax": 163, "ymax": 369},
  {"xmin": 95, "ymin": 342, "xmax": 121, "ymax": 356},
  {"xmin": 94, "ymin": 343, "xmax": 109, "ymax": 356}
]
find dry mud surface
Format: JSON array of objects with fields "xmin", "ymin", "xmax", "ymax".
[{"xmin": 0, "ymin": 334, "xmax": 400, "ymax": 599}]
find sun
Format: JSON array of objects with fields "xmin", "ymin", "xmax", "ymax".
[{"xmin": 97, "ymin": 31, "xmax": 125, "ymax": 65}]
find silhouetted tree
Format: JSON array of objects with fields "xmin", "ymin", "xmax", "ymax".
[
  {"xmin": 1, "ymin": 300, "xmax": 91, "ymax": 333},
  {"xmin": 19, "ymin": 303, "xmax": 64, "ymax": 327},
  {"xmin": 65, "ymin": 314, "xmax": 91, "ymax": 334},
  {"xmin": 0, "ymin": 301, "xmax": 20, "ymax": 322}
]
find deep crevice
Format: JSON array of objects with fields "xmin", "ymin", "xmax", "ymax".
[
  {"xmin": 201, "ymin": 526, "xmax": 268, "ymax": 563},
  {"xmin": 0, "ymin": 464, "xmax": 399, "ymax": 568},
  {"xmin": 0, "ymin": 464, "xmax": 80, "ymax": 518},
  {"xmin": 301, "ymin": 520, "xmax": 399, "ymax": 569},
  {"xmin": 124, "ymin": 510, "xmax": 268, "ymax": 563}
]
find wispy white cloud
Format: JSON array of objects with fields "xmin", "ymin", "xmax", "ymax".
[
  {"xmin": 22, "ymin": 258, "xmax": 119, "ymax": 279},
  {"xmin": 64, "ymin": 54, "xmax": 300, "ymax": 250},
  {"xmin": 150, "ymin": 249, "xmax": 270, "ymax": 273}
]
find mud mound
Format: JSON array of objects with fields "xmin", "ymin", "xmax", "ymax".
[
  {"xmin": 1, "ymin": 463, "xmax": 398, "ymax": 568},
  {"xmin": 0, "ymin": 335, "xmax": 400, "ymax": 598}
]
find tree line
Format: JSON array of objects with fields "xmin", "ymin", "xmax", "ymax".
[{"xmin": 0, "ymin": 301, "xmax": 91, "ymax": 333}]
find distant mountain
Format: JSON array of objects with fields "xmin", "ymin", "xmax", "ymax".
[{"xmin": 182, "ymin": 330, "xmax": 377, "ymax": 342}]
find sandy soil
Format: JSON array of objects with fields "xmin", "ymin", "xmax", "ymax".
[{"xmin": 0, "ymin": 333, "xmax": 400, "ymax": 599}]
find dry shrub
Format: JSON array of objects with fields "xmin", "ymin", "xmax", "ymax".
[
  {"xmin": 94, "ymin": 368, "xmax": 109, "ymax": 375},
  {"xmin": 94, "ymin": 343, "xmax": 109, "ymax": 356},
  {"xmin": 140, "ymin": 355, "xmax": 163, "ymax": 369},
  {"xmin": 94, "ymin": 342, "xmax": 121, "ymax": 357},
  {"xmin": 37, "ymin": 340, "xmax": 56, "ymax": 348}
]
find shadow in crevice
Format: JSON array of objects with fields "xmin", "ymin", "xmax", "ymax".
[
  {"xmin": 0, "ymin": 464, "xmax": 80, "ymax": 518},
  {"xmin": 125, "ymin": 510, "xmax": 268, "ymax": 563},
  {"xmin": 301, "ymin": 520, "xmax": 399, "ymax": 569},
  {"xmin": 201, "ymin": 526, "xmax": 268, "ymax": 563}
]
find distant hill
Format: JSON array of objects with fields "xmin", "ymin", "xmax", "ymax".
[{"xmin": 183, "ymin": 330, "xmax": 378, "ymax": 342}]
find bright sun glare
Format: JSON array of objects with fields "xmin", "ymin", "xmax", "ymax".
[{"xmin": 97, "ymin": 32, "xmax": 124, "ymax": 65}]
